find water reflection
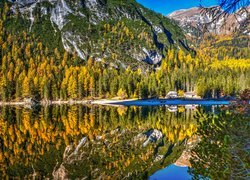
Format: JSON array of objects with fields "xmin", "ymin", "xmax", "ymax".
[
  {"xmin": 189, "ymin": 106, "xmax": 250, "ymax": 179},
  {"xmin": 0, "ymin": 105, "xmax": 216, "ymax": 179},
  {"xmin": 150, "ymin": 165, "xmax": 192, "ymax": 180}
]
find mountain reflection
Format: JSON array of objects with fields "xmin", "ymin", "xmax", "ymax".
[{"xmin": 0, "ymin": 105, "xmax": 200, "ymax": 179}]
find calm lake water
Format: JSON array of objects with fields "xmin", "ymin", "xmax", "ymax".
[{"xmin": 0, "ymin": 104, "xmax": 223, "ymax": 179}]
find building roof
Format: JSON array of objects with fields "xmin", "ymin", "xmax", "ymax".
[{"xmin": 167, "ymin": 91, "xmax": 177, "ymax": 94}]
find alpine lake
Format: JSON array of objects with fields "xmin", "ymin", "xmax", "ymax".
[{"xmin": 0, "ymin": 101, "xmax": 246, "ymax": 179}]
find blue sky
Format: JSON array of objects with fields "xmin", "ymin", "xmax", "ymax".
[{"xmin": 136, "ymin": 0, "xmax": 218, "ymax": 15}]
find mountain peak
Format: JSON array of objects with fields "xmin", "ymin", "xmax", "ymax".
[
  {"xmin": 168, "ymin": 7, "xmax": 200, "ymax": 17},
  {"xmin": 168, "ymin": 6, "xmax": 249, "ymax": 36}
]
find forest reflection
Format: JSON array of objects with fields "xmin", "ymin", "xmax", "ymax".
[{"xmin": 0, "ymin": 105, "xmax": 215, "ymax": 179}]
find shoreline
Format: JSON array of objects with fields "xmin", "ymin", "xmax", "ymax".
[
  {"xmin": 0, "ymin": 98, "xmax": 238, "ymax": 107},
  {"xmin": 93, "ymin": 98, "xmax": 235, "ymax": 106},
  {"xmin": 0, "ymin": 100, "xmax": 92, "ymax": 106}
]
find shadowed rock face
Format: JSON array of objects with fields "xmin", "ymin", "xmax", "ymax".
[{"xmin": 5, "ymin": 0, "xmax": 186, "ymax": 67}]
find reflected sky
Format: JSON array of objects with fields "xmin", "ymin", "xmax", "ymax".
[{"xmin": 150, "ymin": 165, "xmax": 192, "ymax": 180}]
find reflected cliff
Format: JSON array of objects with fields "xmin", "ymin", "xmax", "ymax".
[{"xmin": 0, "ymin": 105, "xmax": 211, "ymax": 179}]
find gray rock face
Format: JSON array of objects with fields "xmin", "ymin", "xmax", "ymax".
[
  {"xmin": 62, "ymin": 32, "xmax": 86, "ymax": 59},
  {"xmin": 8, "ymin": 0, "xmax": 37, "ymax": 6},
  {"xmin": 50, "ymin": 0, "xmax": 73, "ymax": 30},
  {"xmin": 142, "ymin": 48, "xmax": 162, "ymax": 65},
  {"xmin": 142, "ymin": 129, "xmax": 163, "ymax": 147}
]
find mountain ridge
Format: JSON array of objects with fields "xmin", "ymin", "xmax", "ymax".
[
  {"xmin": 168, "ymin": 6, "xmax": 250, "ymax": 37},
  {"xmin": 4, "ymin": 0, "xmax": 191, "ymax": 67}
]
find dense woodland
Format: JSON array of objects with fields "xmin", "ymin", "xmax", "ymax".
[{"xmin": 0, "ymin": 2, "xmax": 249, "ymax": 102}]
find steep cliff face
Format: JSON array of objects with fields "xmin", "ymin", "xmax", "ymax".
[{"xmin": 5, "ymin": 0, "xmax": 188, "ymax": 67}]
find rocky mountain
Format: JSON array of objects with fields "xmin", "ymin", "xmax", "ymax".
[
  {"xmin": 3, "ymin": 0, "xmax": 190, "ymax": 67},
  {"xmin": 168, "ymin": 6, "xmax": 250, "ymax": 38}
]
